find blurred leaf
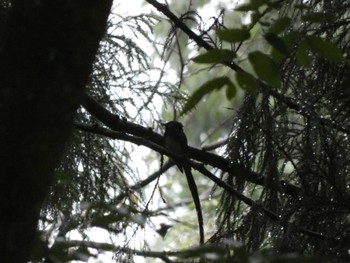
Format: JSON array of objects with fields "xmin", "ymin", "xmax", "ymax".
[
  {"xmin": 92, "ymin": 213, "xmax": 124, "ymax": 228},
  {"xmin": 282, "ymin": 31, "xmax": 299, "ymax": 49},
  {"xmin": 296, "ymin": 41, "xmax": 312, "ymax": 67},
  {"xmin": 302, "ymin": 12, "xmax": 336, "ymax": 23},
  {"xmin": 54, "ymin": 171, "xmax": 71, "ymax": 182},
  {"xmin": 294, "ymin": 3, "xmax": 311, "ymax": 10},
  {"xmin": 304, "ymin": 36, "xmax": 344, "ymax": 62},
  {"xmin": 192, "ymin": 49, "xmax": 236, "ymax": 64},
  {"xmin": 225, "ymin": 80, "xmax": 237, "ymax": 100},
  {"xmin": 271, "ymin": 31, "xmax": 299, "ymax": 61},
  {"xmin": 264, "ymin": 33, "xmax": 289, "ymax": 55},
  {"xmin": 218, "ymin": 28, "xmax": 250, "ymax": 43},
  {"xmin": 235, "ymin": 0, "xmax": 267, "ymax": 11},
  {"xmin": 182, "ymin": 77, "xmax": 235, "ymax": 115},
  {"xmin": 129, "ymin": 192, "xmax": 139, "ymax": 205},
  {"xmin": 251, "ymin": 11, "xmax": 262, "ymax": 25},
  {"xmin": 248, "ymin": 51, "xmax": 281, "ymax": 88},
  {"xmin": 268, "ymin": 17, "xmax": 291, "ymax": 35},
  {"xmin": 236, "ymin": 71, "xmax": 258, "ymax": 93}
]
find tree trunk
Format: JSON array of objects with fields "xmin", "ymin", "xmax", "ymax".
[{"xmin": 0, "ymin": 1, "xmax": 112, "ymax": 261}]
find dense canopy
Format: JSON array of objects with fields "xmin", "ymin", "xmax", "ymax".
[{"xmin": 0, "ymin": 0, "xmax": 349, "ymax": 262}]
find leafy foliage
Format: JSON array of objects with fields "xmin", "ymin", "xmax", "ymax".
[{"xmin": 14, "ymin": 0, "xmax": 350, "ymax": 262}]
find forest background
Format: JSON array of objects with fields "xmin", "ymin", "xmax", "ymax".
[{"xmin": 0, "ymin": 0, "xmax": 349, "ymax": 262}]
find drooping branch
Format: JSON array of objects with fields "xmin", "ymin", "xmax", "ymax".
[{"xmin": 76, "ymin": 106, "xmax": 331, "ymax": 243}]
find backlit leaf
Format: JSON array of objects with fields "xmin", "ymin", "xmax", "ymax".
[
  {"xmin": 182, "ymin": 77, "xmax": 235, "ymax": 115},
  {"xmin": 235, "ymin": 0, "xmax": 267, "ymax": 11},
  {"xmin": 248, "ymin": 51, "xmax": 281, "ymax": 88},
  {"xmin": 225, "ymin": 80, "xmax": 237, "ymax": 99},
  {"xmin": 296, "ymin": 41, "xmax": 312, "ymax": 67},
  {"xmin": 192, "ymin": 49, "xmax": 236, "ymax": 64},
  {"xmin": 268, "ymin": 17, "xmax": 291, "ymax": 35},
  {"xmin": 236, "ymin": 72, "xmax": 258, "ymax": 94},
  {"xmin": 218, "ymin": 28, "xmax": 250, "ymax": 43},
  {"xmin": 264, "ymin": 33, "xmax": 289, "ymax": 55},
  {"xmin": 304, "ymin": 36, "xmax": 343, "ymax": 62}
]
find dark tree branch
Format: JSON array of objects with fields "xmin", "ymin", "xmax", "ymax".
[
  {"xmin": 75, "ymin": 122, "xmax": 332, "ymax": 242},
  {"xmin": 79, "ymin": 96, "xmax": 301, "ymax": 196},
  {"xmin": 54, "ymin": 239, "xmax": 228, "ymax": 262}
]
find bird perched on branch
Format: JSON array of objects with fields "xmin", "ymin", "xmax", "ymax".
[
  {"xmin": 163, "ymin": 121, "xmax": 188, "ymax": 172},
  {"xmin": 162, "ymin": 121, "xmax": 204, "ymax": 245}
]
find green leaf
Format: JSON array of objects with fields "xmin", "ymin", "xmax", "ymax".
[
  {"xmin": 268, "ymin": 17, "xmax": 291, "ymax": 35},
  {"xmin": 182, "ymin": 77, "xmax": 235, "ymax": 115},
  {"xmin": 304, "ymin": 36, "xmax": 343, "ymax": 62},
  {"xmin": 270, "ymin": 31, "xmax": 299, "ymax": 62},
  {"xmin": 250, "ymin": 11, "xmax": 262, "ymax": 25},
  {"xmin": 236, "ymin": 72, "xmax": 258, "ymax": 93},
  {"xmin": 235, "ymin": 0, "xmax": 267, "ymax": 11},
  {"xmin": 225, "ymin": 80, "xmax": 237, "ymax": 99},
  {"xmin": 218, "ymin": 28, "xmax": 250, "ymax": 43},
  {"xmin": 264, "ymin": 33, "xmax": 289, "ymax": 55},
  {"xmin": 269, "ymin": 32, "xmax": 298, "ymax": 61},
  {"xmin": 248, "ymin": 51, "xmax": 281, "ymax": 88},
  {"xmin": 302, "ymin": 12, "xmax": 336, "ymax": 23},
  {"xmin": 296, "ymin": 41, "xmax": 312, "ymax": 67},
  {"xmin": 282, "ymin": 31, "xmax": 299, "ymax": 49},
  {"xmin": 192, "ymin": 49, "xmax": 236, "ymax": 64}
]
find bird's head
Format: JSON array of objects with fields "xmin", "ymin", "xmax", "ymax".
[{"xmin": 162, "ymin": 121, "xmax": 184, "ymax": 131}]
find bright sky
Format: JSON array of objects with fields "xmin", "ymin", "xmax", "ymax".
[{"xmin": 69, "ymin": 1, "xmax": 239, "ymax": 262}]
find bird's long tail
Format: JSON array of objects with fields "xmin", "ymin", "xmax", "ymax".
[{"xmin": 184, "ymin": 164, "xmax": 204, "ymax": 245}]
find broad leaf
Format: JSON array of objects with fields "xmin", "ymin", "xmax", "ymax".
[
  {"xmin": 268, "ymin": 17, "xmax": 291, "ymax": 35},
  {"xmin": 236, "ymin": 71, "xmax": 258, "ymax": 94},
  {"xmin": 192, "ymin": 49, "xmax": 236, "ymax": 64},
  {"xmin": 282, "ymin": 31, "xmax": 299, "ymax": 49},
  {"xmin": 304, "ymin": 36, "xmax": 344, "ymax": 62},
  {"xmin": 302, "ymin": 12, "xmax": 336, "ymax": 23},
  {"xmin": 235, "ymin": 0, "xmax": 267, "ymax": 11},
  {"xmin": 264, "ymin": 33, "xmax": 289, "ymax": 55},
  {"xmin": 225, "ymin": 80, "xmax": 237, "ymax": 99},
  {"xmin": 248, "ymin": 51, "xmax": 281, "ymax": 88},
  {"xmin": 182, "ymin": 77, "xmax": 235, "ymax": 115},
  {"xmin": 296, "ymin": 41, "xmax": 312, "ymax": 67},
  {"xmin": 218, "ymin": 28, "xmax": 250, "ymax": 43}
]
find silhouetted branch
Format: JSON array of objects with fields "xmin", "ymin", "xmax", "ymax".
[{"xmin": 79, "ymin": 95, "xmax": 301, "ymax": 196}]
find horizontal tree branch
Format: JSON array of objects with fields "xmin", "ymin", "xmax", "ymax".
[
  {"xmin": 54, "ymin": 239, "xmax": 229, "ymax": 262},
  {"xmin": 75, "ymin": 122, "xmax": 331, "ymax": 242},
  {"xmin": 80, "ymin": 94, "xmax": 300, "ymax": 196}
]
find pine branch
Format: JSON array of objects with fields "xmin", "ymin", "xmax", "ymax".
[
  {"xmin": 75, "ymin": 121, "xmax": 333, "ymax": 242},
  {"xmin": 79, "ymin": 94, "xmax": 300, "ymax": 196}
]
